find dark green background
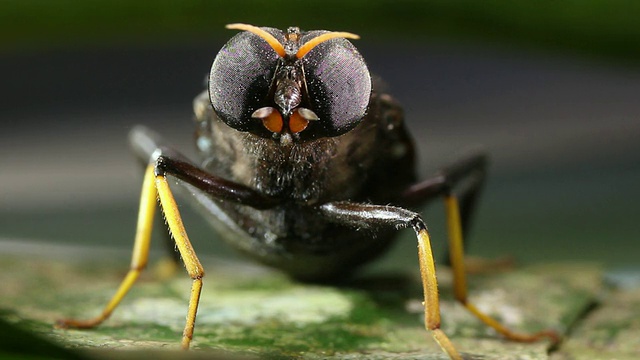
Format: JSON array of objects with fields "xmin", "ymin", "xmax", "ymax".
[{"xmin": 3, "ymin": 0, "xmax": 640, "ymax": 61}]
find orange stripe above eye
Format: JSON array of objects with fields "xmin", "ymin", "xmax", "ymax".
[
  {"xmin": 296, "ymin": 31, "xmax": 360, "ymax": 59},
  {"xmin": 226, "ymin": 23, "xmax": 286, "ymax": 58}
]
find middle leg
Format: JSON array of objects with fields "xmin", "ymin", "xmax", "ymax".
[{"xmin": 443, "ymin": 195, "xmax": 560, "ymax": 344}]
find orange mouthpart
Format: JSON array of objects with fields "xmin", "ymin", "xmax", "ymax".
[
  {"xmin": 261, "ymin": 111, "xmax": 284, "ymax": 133},
  {"xmin": 289, "ymin": 110, "xmax": 310, "ymax": 133}
]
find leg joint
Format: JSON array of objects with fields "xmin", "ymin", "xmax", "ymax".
[
  {"xmin": 154, "ymin": 154, "xmax": 169, "ymax": 177},
  {"xmin": 409, "ymin": 214, "xmax": 428, "ymax": 234}
]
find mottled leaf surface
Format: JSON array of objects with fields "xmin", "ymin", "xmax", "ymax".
[{"xmin": 0, "ymin": 243, "xmax": 603, "ymax": 359}]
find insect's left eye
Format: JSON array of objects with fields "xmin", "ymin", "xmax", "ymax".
[
  {"xmin": 301, "ymin": 31, "xmax": 372, "ymax": 137},
  {"xmin": 209, "ymin": 28, "xmax": 283, "ymax": 132}
]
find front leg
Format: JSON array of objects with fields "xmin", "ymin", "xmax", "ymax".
[{"xmin": 57, "ymin": 150, "xmax": 279, "ymax": 349}]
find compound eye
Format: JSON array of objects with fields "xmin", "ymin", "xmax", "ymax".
[
  {"xmin": 209, "ymin": 27, "xmax": 284, "ymax": 132},
  {"xmin": 301, "ymin": 31, "xmax": 371, "ymax": 137}
]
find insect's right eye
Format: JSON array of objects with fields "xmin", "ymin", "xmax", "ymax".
[{"xmin": 209, "ymin": 28, "xmax": 283, "ymax": 133}]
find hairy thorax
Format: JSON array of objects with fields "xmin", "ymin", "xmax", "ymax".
[{"xmin": 196, "ymin": 99, "xmax": 379, "ymax": 206}]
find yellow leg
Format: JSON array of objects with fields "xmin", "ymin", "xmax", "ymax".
[
  {"xmin": 57, "ymin": 164, "xmax": 157, "ymax": 329},
  {"xmin": 57, "ymin": 163, "xmax": 205, "ymax": 350},
  {"xmin": 416, "ymin": 227, "xmax": 462, "ymax": 360},
  {"xmin": 155, "ymin": 175, "xmax": 204, "ymax": 349},
  {"xmin": 444, "ymin": 195, "xmax": 560, "ymax": 344}
]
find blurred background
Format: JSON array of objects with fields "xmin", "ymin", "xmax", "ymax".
[{"xmin": 1, "ymin": 0, "xmax": 639, "ymax": 270}]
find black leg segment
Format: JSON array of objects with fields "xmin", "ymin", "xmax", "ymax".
[
  {"xmin": 318, "ymin": 201, "xmax": 462, "ymax": 359},
  {"xmin": 154, "ymin": 154, "xmax": 279, "ymax": 210},
  {"xmin": 402, "ymin": 152, "xmax": 488, "ymax": 258}
]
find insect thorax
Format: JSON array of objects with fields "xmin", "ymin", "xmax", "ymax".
[{"xmin": 194, "ymin": 91, "xmax": 379, "ymax": 205}]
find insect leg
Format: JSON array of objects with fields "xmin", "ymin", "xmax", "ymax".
[
  {"xmin": 57, "ymin": 161, "xmax": 206, "ymax": 349},
  {"xmin": 56, "ymin": 163, "xmax": 159, "ymax": 330},
  {"xmin": 153, "ymin": 163, "xmax": 204, "ymax": 349},
  {"xmin": 154, "ymin": 154, "xmax": 278, "ymax": 209},
  {"xmin": 319, "ymin": 202, "xmax": 462, "ymax": 360},
  {"xmin": 150, "ymin": 153, "xmax": 277, "ymax": 348},
  {"xmin": 444, "ymin": 195, "xmax": 560, "ymax": 344},
  {"xmin": 59, "ymin": 146, "xmax": 277, "ymax": 350},
  {"xmin": 402, "ymin": 152, "xmax": 488, "ymax": 239},
  {"xmin": 401, "ymin": 153, "xmax": 557, "ymax": 342},
  {"xmin": 403, "ymin": 152, "xmax": 512, "ymax": 272},
  {"xmin": 129, "ymin": 126, "xmax": 183, "ymax": 273}
]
